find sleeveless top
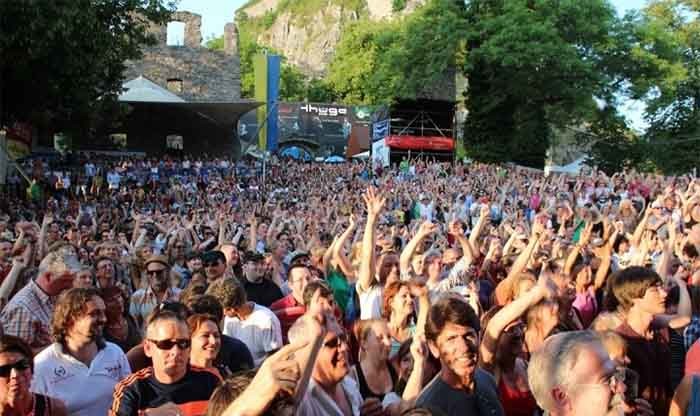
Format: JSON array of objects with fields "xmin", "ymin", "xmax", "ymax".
[
  {"xmin": 497, "ymin": 376, "xmax": 537, "ymax": 416},
  {"xmin": 355, "ymin": 361, "xmax": 398, "ymax": 401}
]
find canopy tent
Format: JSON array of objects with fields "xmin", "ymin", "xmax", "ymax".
[{"xmin": 114, "ymin": 76, "xmax": 261, "ymax": 156}]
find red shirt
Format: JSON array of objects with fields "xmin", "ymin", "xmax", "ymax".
[
  {"xmin": 686, "ymin": 339, "xmax": 700, "ymax": 375},
  {"xmin": 269, "ymin": 294, "xmax": 306, "ymax": 343}
]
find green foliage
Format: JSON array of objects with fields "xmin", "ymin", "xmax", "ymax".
[
  {"xmin": 392, "ymin": 0, "xmax": 407, "ymax": 12},
  {"xmin": 618, "ymin": 0, "xmax": 700, "ymax": 173},
  {"xmin": 0, "ymin": 0, "xmax": 175, "ymax": 138},
  {"xmin": 461, "ymin": 0, "xmax": 630, "ymax": 168},
  {"xmin": 326, "ymin": 0, "xmax": 466, "ymax": 104},
  {"xmin": 204, "ymin": 34, "xmax": 225, "ymax": 50}
]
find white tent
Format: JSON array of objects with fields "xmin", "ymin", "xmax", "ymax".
[
  {"xmin": 351, "ymin": 151, "xmax": 370, "ymax": 160},
  {"xmin": 545, "ymin": 156, "xmax": 589, "ymax": 176},
  {"xmin": 119, "ymin": 76, "xmax": 186, "ymax": 103}
]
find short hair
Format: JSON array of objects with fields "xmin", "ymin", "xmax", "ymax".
[
  {"xmin": 187, "ymin": 313, "xmax": 220, "ymax": 334},
  {"xmin": 206, "ymin": 278, "xmax": 246, "ymax": 310},
  {"xmin": 528, "ymin": 330, "xmax": 604, "ymax": 412},
  {"xmin": 202, "ymin": 250, "xmax": 226, "ymax": 264},
  {"xmin": 611, "ymin": 266, "xmax": 662, "ymax": 311},
  {"xmin": 0, "ymin": 335, "xmax": 33, "ymax": 371},
  {"xmin": 382, "ymin": 281, "xmax": 410, "ymax": 319},
  {"xmin": 94, "ymin": 256, "xmax": 114, "ymax": 267},
  {"xmin": 424, "ymin": 296, "xmax": 479, "ymax": 343},
  {"xmin": 206, "ymin": 371, "xmax": 256, "ymax": 416},
  {"xmin": 286, "ymin": 264, "xmax": 309, "ymax": 282},
  {"xmin": 145, "ymin": 308, "xmax": 189, "ymax": 338},
  {"xmin": 354, "ymin": 319, "xmax": 386, "ymax": 344},
  {"xmin": 187, "ymin": 295, "xmax": 224, "ymax": 323},
  {"xmin": 51, "ymin": 288, "xmax": 101, "ymax": 344},
  {"xmin": 302, "ymin": 280, "xmax": 333, "ymax": 307}
]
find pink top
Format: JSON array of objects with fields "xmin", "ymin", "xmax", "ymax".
[{"xmin": 573, "ymin": 287, "xmax": 598, "ymax": 328}]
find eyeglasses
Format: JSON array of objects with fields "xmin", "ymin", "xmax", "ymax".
[
  {"xmin": 147, "ymin": 338, "xmax": 191, "ymax": 350},
  {"xmin": 0, "ymin": 359, "xmax": 31, "ymax": 378},
  {"xmin": 323, "ymin": 333, "xmax": 349, "ymax": 349},
  {"xmin": 147, "ymin": 268, "xmax": 167, "ymax": 276}
]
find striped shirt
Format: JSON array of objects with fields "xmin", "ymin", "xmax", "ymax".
[
  {"xmin": 110, "ymin": 366, "xmax": 220, "ymax": 416},
  {"xmin": 0, "ymin": 279, "xmax": 55, "ymax": 351}
]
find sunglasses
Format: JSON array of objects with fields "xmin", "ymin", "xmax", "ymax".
[
  {"xmin": 323, "ymin": 333, "xmax": 349, "ymax": 349},
  {"xmin": 148, "ymin": 338, "xmax": 191, "ymax": 350},
  {"xmin": 147, "ymin": 268, "xmax": 167, "ymax": 276},
  {"xmin": 0, "ymin": 359, "xmax": 31, "ymax": 378}
]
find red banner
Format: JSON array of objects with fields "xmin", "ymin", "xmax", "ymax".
[{"xmin": 385, "ymin": 135, "xmax": 454, "ymax": 151}]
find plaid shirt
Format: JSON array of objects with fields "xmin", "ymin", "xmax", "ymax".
[
  {"xmin": 129, "ymin": 286, "xmax": 181, "ymax": 329},
  {"xmin": 685, "ymin": 316, "xmax": 700, "ymax": 350},
  {"xmin": 0, "ymin": 279, "xmax": 55, "ymax": 351}
]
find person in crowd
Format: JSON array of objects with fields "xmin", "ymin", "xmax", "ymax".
[
  {"xmin": 201, "ymin": 251, "xmax": 227, "ymax": 285},
  {"xmin": 269, "ymin": 263, "xmax": 311, "ymax": 342},
  {"xmin": 95, "ymin": 256, "xmax": 117, "ymax": 289},
  {"xmin": 109, "ymin": 309, "xmax": 220, "ymax": 416},
  {"xmin": 130, "ymin": 255, "xmax": 181, "ymax": 330},
  {"xmin": 1, "ymin": 245, "xmax": 81, "ymax": 353},
  {"xmin": 353, "ymin": 319, "xmax": 399, "ymax": 402},
  {"xmin": 100, "ymin": 286, "xmax": 142, "ymax": 353},
  {"xmin": 528, "ymin": 330, "xmax": 628, "ymax": 416},
  {"xmin": 187, "ymin": 313, "xmax": 226, "ymax": 377},
  {"xmin": 241, "ymin": 251, "xmax": 284, "ymax": 307},
  {"xmin": 613, "ymin": 266, "xmax": 690, "ymax": 415},
  {"xmin": 186, "ymin": 294, "xmax": 254, "ymax": 374},
  {"xmin": 416, "ymin": 295, "xmax": 503, "ymax": 416},
  {"xmin": 207, "ymin": 278, "xmax": 282, "ymax": 366},
  {"xmin": 0, "ymin": 334, "xmax": 68, "ymax": 416},
  {"xmin": 32, "ymin": 288, "xmax": 131, "ymax": 416},
  {"xmin": 382, "ymin": 280, "xmax": 429, "ymax": 358},
  {"xmin": 73, "ymin": 265, "xmax": 94, "ymax": 289}
]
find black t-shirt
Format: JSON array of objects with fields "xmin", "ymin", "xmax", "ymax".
[
  {"xmin": 218, "ymin": 334, "xmax": 254, "ymax": 374},
  {"xmin": 415, "ymin": 368, "xmax": 504, "ymax": 416},
  {"xmin": 243, "ymin": 278, "xmax": 283, "ymax": 307},
  {"xmin": 110, "ymin": 366, "xmax": 220, "ymax": 416}
]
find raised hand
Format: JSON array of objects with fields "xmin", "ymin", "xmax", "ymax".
[{"xmin": 362, "ymin": 187, "xmax": 386, "ymax": 218}]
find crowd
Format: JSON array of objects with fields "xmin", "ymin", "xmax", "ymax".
[{"xmin": 1, "ymin": 152, "xmax": 700, "ymax": 416}]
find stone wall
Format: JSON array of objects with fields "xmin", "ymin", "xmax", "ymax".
[{"xmin": 126, "ymin": 11, "xmax": 241, "ymax": 102}]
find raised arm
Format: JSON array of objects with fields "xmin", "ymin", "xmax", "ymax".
[
  {"xmin": 357, "ymin": 187, "xmax": 386, "ymax": 293},
  {"xmin": 399, "ymin": 221, "xmax": 436, "ymax": 276},
  {"xmin": 332, "ymin": 215, "xmax": 357, "ymax": 281},
  {"xmin": 480, "ymin": 273, "xmax": 550, "ymax": 371}
]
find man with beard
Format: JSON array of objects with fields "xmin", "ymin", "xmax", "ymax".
[
  {"xmin": 528, "ymin": 331, "xmax": 626, "ymax": 416},
  {"xmin": 241, "ymin": 251, "xmax": 283, "ymax": 307},
  {"xmin": 416, "ymin": 296, "xmax": 503, "ymax": 416},
  {"xmin": 110, "ymin": 309, "xmax": 220, "ymax": 416},
  {"xmin": 130, "ymin": 255, "xmax": 181, "ymax": 331},
  {"xmin": 32, "ymin": 288, "xmax": 131, "ymax": 416}
]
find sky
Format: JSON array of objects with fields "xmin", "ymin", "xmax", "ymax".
[{"xmin": 175, "ymin": 0, "xmax": 651, "ymax": 130}]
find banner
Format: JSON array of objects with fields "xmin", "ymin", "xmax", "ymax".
[
  {"xmin": 254, "ymin": 54, "xmax": 268, "ymax": 151},
  {"xmin": 372, "ymin": 119, "xmax": 390, "ymax": 142},
  {"xmin": 372, "ymin": 138, "xmax": 390, "ymax": 169},
  {"xmin": 266, "ymin": 55, "xmax": 281, "ymax": 152}
]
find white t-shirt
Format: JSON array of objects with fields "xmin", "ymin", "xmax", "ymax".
[
  {"xmin": 223, "ymin": 304, "xmax": 283, "ymax": 366},
  {"xmin": 32, "ymin": 342, "xmax": 131, "ymax": 416},
  {"xmin": 357, "ymin": 284, "xmax": 383, "ymax": 320}
]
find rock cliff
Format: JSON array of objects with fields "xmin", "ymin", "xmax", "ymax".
[{"xmin": 237, "ymin": 0, "xmax": 426, "ymax": 76}]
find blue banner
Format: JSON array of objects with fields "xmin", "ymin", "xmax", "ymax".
[
  {"xmin": 266, "ymin": 55, "xmax": 281, "ymax": 152},
  {"xmin": 372, "ymin": 119, "xmax": 390, "ymax": 142}
]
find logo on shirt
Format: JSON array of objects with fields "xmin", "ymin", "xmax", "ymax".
[
  {"xmin": 54, "ymin": 366, "xmax": 66, "ymax": 377},
  {"xmin": 105, "ymin": 364, "xmax": 122, "ymax": 379},
  {"xmin": 51, "ymin": 365, "xmax": 75, "ymax": 384}
]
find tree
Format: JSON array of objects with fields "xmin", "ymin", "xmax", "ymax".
[
  {"xmin": 461, "ymin": 0, "xmax": 631, "ymax": 168},
  {"xmin": 326, "ymin": 0, "xmax": 466, "ymax": 105},
  {"xmin": 618, "ymin": 0, "xmax": 700, "ymax": 173},
  {"xmin": 0, "ymin": 1, "xmax": 175, "ymax": 138}
]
